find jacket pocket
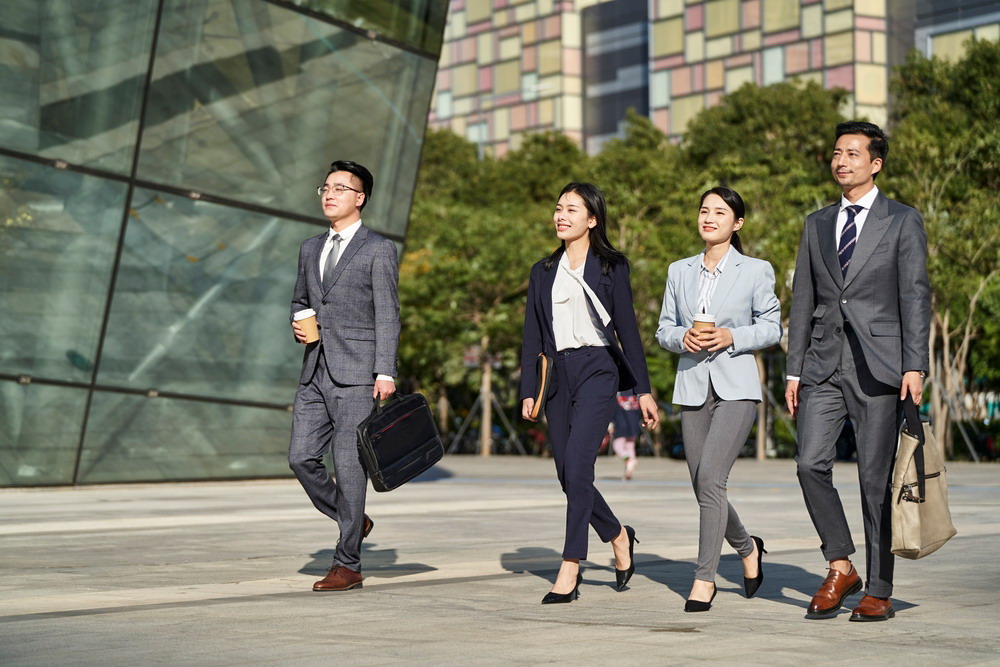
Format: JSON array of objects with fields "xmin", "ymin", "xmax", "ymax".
[
  {"xmin": 811, "ymin": 324, "xmax": 826, "ymax": 339},
  {"xmin": 869, "ymin": 321, "xmax": 901, "ymax": 337},
  {"xmin": 812, "ymin": 305, "xmax": 827, "ymax": 319},
  {"xmin": 872, "ymin": 242, "xmax": 890, "ymax": 254},
  {"xmin": 343, "ymin": 326, "xmax": 376, "ymax": 341}
]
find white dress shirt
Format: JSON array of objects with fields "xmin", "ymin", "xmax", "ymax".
[
  {"xmin": 836, "ymin": 185, "xmax": 879, "ymax": 246},
  {"xmin": 318, "ymin": 219, "xmax": 392, "ymax": 383},
  {"xmin": 551, "ymin": 253, "xmax": 611, "ymax": 351},
  {"xmin": 319, "ymin": 219, "xmax": 363, "ymax": 283},
  {"xmin": 696, "ymin": 247, "xmax": 732, "ymax": 315}
]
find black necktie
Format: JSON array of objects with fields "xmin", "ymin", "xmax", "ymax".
[
  {"xmin": 322, "ymin": 234, "xmax": 341, "ymax": 290},
  {"xmin": 838, "ymin": 205, "xmax": 862, "ymax": 276}
]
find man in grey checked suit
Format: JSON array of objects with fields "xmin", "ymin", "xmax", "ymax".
[
  {"xmin": 289, "ymin": 160, "xmax": 400, "ymax": 592},
  {"xmin": 785, "ymin": 122, "xmax": 930, "ymax": 622}
]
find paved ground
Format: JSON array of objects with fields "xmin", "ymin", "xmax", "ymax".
[{"xmin": 1, "ymin": 456, "xmax": 998, "ymax": 666}]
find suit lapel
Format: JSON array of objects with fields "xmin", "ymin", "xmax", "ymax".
[
  {"xmin": 323, "ymin": 225, "xmax": 368, "ymax": 295},
  {"xmin": 307, "ymin": 232, "xmax": 326, "ymax": 299},
  {"xmin": 816, "ymin": 205, "xmax": 843, "ymax": 287},
  {"xmin": 683, "ymin": 254, "xmax": 702, "ymax": 316},
  {"xmin": 538, "ymin": 258, "xmax": 558, "ymax": 340},
  {"xmin": 844, "ymin": 192, "xmax": 893, "ymax": 287},
  {"xmin": 708, "ymin": 249, "xmax": 743, "ymax": 316}
]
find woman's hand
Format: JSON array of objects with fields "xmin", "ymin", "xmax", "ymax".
[
  {"xmin": 682, "ymin": 328, "xmax": 703, "ymax": 353},
  {"xmin": 521, "ymin": 397, "xmax": 537, "ymax": 422},
  {"xmin": 698, "ymin": 327, "xmax": 733, "ymax": 352},
  {"xmin": 638, "ymin": 394, "xmax": 659, "ymax": 430}
]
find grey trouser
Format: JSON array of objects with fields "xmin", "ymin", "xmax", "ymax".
[
  {"xmin": 681, "ymin": 381, "xmax": 757, "ymax": 582},
  {"xmin": 795, "ymin": 326, "xmax": 899, "ymax": 598},
  {"xmin": 288, "ymin": 351, "xmax": 372, "ymax": 572}
]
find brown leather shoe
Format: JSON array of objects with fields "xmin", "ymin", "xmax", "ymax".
[
  {"xmin": 805, "ymin": 565, "xmax": 863, "ymax": 619},
  {"xmin": 313, "ymin": 566, "xmax": 363, "ymax": 592},
  {"xmin": 849, "ymin": 594, "xmax": 895, "ymax": 622}
]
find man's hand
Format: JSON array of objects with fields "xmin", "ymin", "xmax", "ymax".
[
  {"xmin": 638, "ymin": 394, "xmax": 659, "ymax": 430},
  {"xmin": 521, "ymin": 398, "xmax": 536, "ymax": 422},
  {"xmin": 785, "ymin": 379, "xmax": 801, "ymax": 418},
  {"xmin": 699, "ymin": 327, "xmax": 734, "ymax": 352},
  {"xmin": 900, "ymin": 371, "xmax": 923, "ymax": 404},
  {"xmin": 373, "ymin": 379, "xmax": 396, "ymax": 400},
  {"xmin": 291, "ymin": 321, "xmax": 308, "ymax": 344}
]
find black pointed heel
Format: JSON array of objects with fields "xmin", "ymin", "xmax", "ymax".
[
  {"xmin": 743, "ymin": 535, "xmax": 767, "ymax": 598},
  {"xmin": 684, "ymin": 584, "xmax": 717, "ymax": 612},
  {"xmin": 541, "ymin": 571, "xmax": 583, "ymax": 604},
  {"xmin": 615, "ymin": 525, "xmax": 639, "ymax": 591}
]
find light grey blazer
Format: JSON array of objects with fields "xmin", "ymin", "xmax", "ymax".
[
  {"xmin": 290, "ymin": 225, "xmax": 400, "ymax": 386},
  {"xmin": 656, "ymin": 249, "xmax": 781, "ymax": 406}
]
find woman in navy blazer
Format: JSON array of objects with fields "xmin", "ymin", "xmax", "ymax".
[
  {"xmin": 656, "ymin": 187, "xmax": 781, "ymax": 612},
  {"xmin": 520, "ymin": 182, "xmax": 658, "ymax": 604}
]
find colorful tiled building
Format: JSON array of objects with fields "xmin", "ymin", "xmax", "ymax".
[{"xmin": 429, "ymin": 0, "xmax": 1000, "ymax": 154}]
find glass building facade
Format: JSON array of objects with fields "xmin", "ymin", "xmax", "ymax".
[{"xmin": 0, "ymin": 0, "xmax": 447, "ymax": 485}]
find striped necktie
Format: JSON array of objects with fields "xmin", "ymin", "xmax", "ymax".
[
  {"xmin": 838, "ymin": 205, "xmax": 862, "ymax": 276},
  {"xmin": 322, "ymin": 234, "xmax": 342, "ymax": 290}
]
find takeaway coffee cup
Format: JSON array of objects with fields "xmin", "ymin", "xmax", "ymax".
[
  {"xmin": 692, "ymin": 313, "xmax": 716, "ymax": 332},
  {"xmin": 293, "ymin": 308, "xmax": 320, "ymax": 344}
]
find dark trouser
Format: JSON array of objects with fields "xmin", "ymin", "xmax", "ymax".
[
  {"xmin": 545, "ymin": 346, "xmax": 621, "ymax": 560},
  {"xmin": 288, "ymin": 350, "xmax": 372, "ymax": 572},
  {"xmin": 795, "ymin": 327, "xmax": 899, "ymax": 598},
  {"xmin": 680, "ymin": 381, "xmax": 757, "ymax": 582}
]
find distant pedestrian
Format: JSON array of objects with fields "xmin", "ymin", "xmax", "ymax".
[{"xmin": 611, "ymin": 392, "xmax": 642, "ymax": 480}]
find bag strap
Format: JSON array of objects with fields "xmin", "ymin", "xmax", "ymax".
[{"xmin": 901, "ymin": 398, "xmax": 926, "ymax": 500}]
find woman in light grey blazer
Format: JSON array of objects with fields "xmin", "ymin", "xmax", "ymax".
[{"xmin": 656, "ymin": 187, "xmax": 781, "ymax": 612}]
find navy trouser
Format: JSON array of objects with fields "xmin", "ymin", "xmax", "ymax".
[{"xmin": 545, "ymin": 346, "xmax": 622, "ymax": 559}]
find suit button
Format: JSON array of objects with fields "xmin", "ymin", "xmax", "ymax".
[
  {"xmin": 841, "ymin": 298, "xmax": 848, "ymax": 304},
  {"xmin": 835, "ymin": 326, "xmax": 842, "ymax": 334},
  {"xmin": 317, "ymin": 324, "xmax": 322, "ymax": 329},
  {"xmin": 322, "ymin": 301, "xmax": 328, "ymax": 305}
]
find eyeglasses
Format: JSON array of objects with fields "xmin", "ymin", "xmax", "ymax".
[{"xmin": 317, "ymin": 184, "xmax": 362, "ymax": 196}]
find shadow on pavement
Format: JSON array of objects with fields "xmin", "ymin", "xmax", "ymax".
[{"xmin": 299, "ymin": 544, "xmax": 437, "ymax": 579}]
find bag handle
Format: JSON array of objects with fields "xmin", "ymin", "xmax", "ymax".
[
  {"xmin": 900, "ymin": 398, "xmax": 926, "ymax": 501},
  {"xmin": 370, "ymin": 393, "xmax": 403, "ymax": 416}
]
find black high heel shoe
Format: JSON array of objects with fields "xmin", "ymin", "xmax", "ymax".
[
  {"xmin": 744, "ymin": 535, "xmax": 767, "ymax": 598},
  {"xmin": 541, "ymin": 571, "xmax": 583, "ymax": 604},
  {"xmin": 615, "ymin": 525, "xmax": 639, "ymax": 591},
  {"xmin": 684, "ymin": 584, "xmax": 717, "ymax": 612}
]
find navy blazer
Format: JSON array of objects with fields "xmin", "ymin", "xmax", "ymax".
[{"xmin": 519, "ymin": 249, "xmax": 652, "ymax": 400}]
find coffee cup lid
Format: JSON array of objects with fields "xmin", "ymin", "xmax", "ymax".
[
  {"xmin": 693, "ymin": 313, "xmax": 715, "ymax": 321},
  {"xmin": 293, "ymin": 308, "xmax": 316, "ymax": 320}
]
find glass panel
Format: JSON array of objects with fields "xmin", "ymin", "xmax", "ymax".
[
  {"xmin": 291, "ymin": 0, "xmax": 449, "ymax": 56},
  {"xmin": 96, "ymin": 188, "xmax": 311, "ymax": 403},
  {"xmin": 0, "ymin": 155, "xmax": 126, "ymax": 382},
  {"xmin": 137, "ymin": 0, "xmax": 437, "ymax": 238},
  {"xmin": 0, "ymin": 380, "xmax": 86, "ymax": 486},
  {"xmin": 77, "ymin": 391, "xmax": 292, "ymax": 483},
  {"xmin": 0, "ymin": 0, "xmax": 158, "ymax": 173}
]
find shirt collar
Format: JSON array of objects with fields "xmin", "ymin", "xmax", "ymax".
[
  {"xmin": 840, "ymin": 185, "xmax": 879, "ymax": 213},
  {"xmin": 700, "ymin": 246, "xmax": 732, "ymax": 274},
  {"xmin": 328, "ymin": 219, "xmax": 363, "ymax": 243}
]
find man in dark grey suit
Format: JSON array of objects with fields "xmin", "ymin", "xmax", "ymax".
[
  {"xmin": 785, "ymin": 122, "xmax": 930, "ymax": 622},
  {"xmin": 289, "ymin": 160, "xmax": 400, "ymax": 592}
]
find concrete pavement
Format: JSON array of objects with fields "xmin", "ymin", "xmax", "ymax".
[{"xmin": 1, "ymin": 457, "xmax": 998, "ymax": 665}]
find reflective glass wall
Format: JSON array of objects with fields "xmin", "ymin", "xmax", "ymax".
[{"xmin": 0, "ymin": 0, "xmax": 445, "ymax": 485}]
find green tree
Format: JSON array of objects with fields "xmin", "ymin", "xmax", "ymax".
[{"xmin": 885, "ymin": 38, "xmax": 1000, "ymax": 455}]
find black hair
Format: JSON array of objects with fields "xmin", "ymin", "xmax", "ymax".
[
  {"xmin": 835, "ymin": 121, "xmax": 888, "ymax": 180},
  {"xmin": 543, "ymin": 182, "xmax": 628, "ymax": 275},
  {"xmin": 699, "ymin": 186, "xmax": 745, "ymax": 255},
  {"xmin": 327, "ymin": 160, "xmax": 373, "ymax": 210}
]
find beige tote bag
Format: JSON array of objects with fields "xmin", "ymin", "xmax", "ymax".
[{"xmin": 890, "ymin": 400, "xmax": 957, "ymax": 559}]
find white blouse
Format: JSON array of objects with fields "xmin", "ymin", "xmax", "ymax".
[{"xmin": 551, "ymin": 253, "xmax": 611, "ymax": 351}]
